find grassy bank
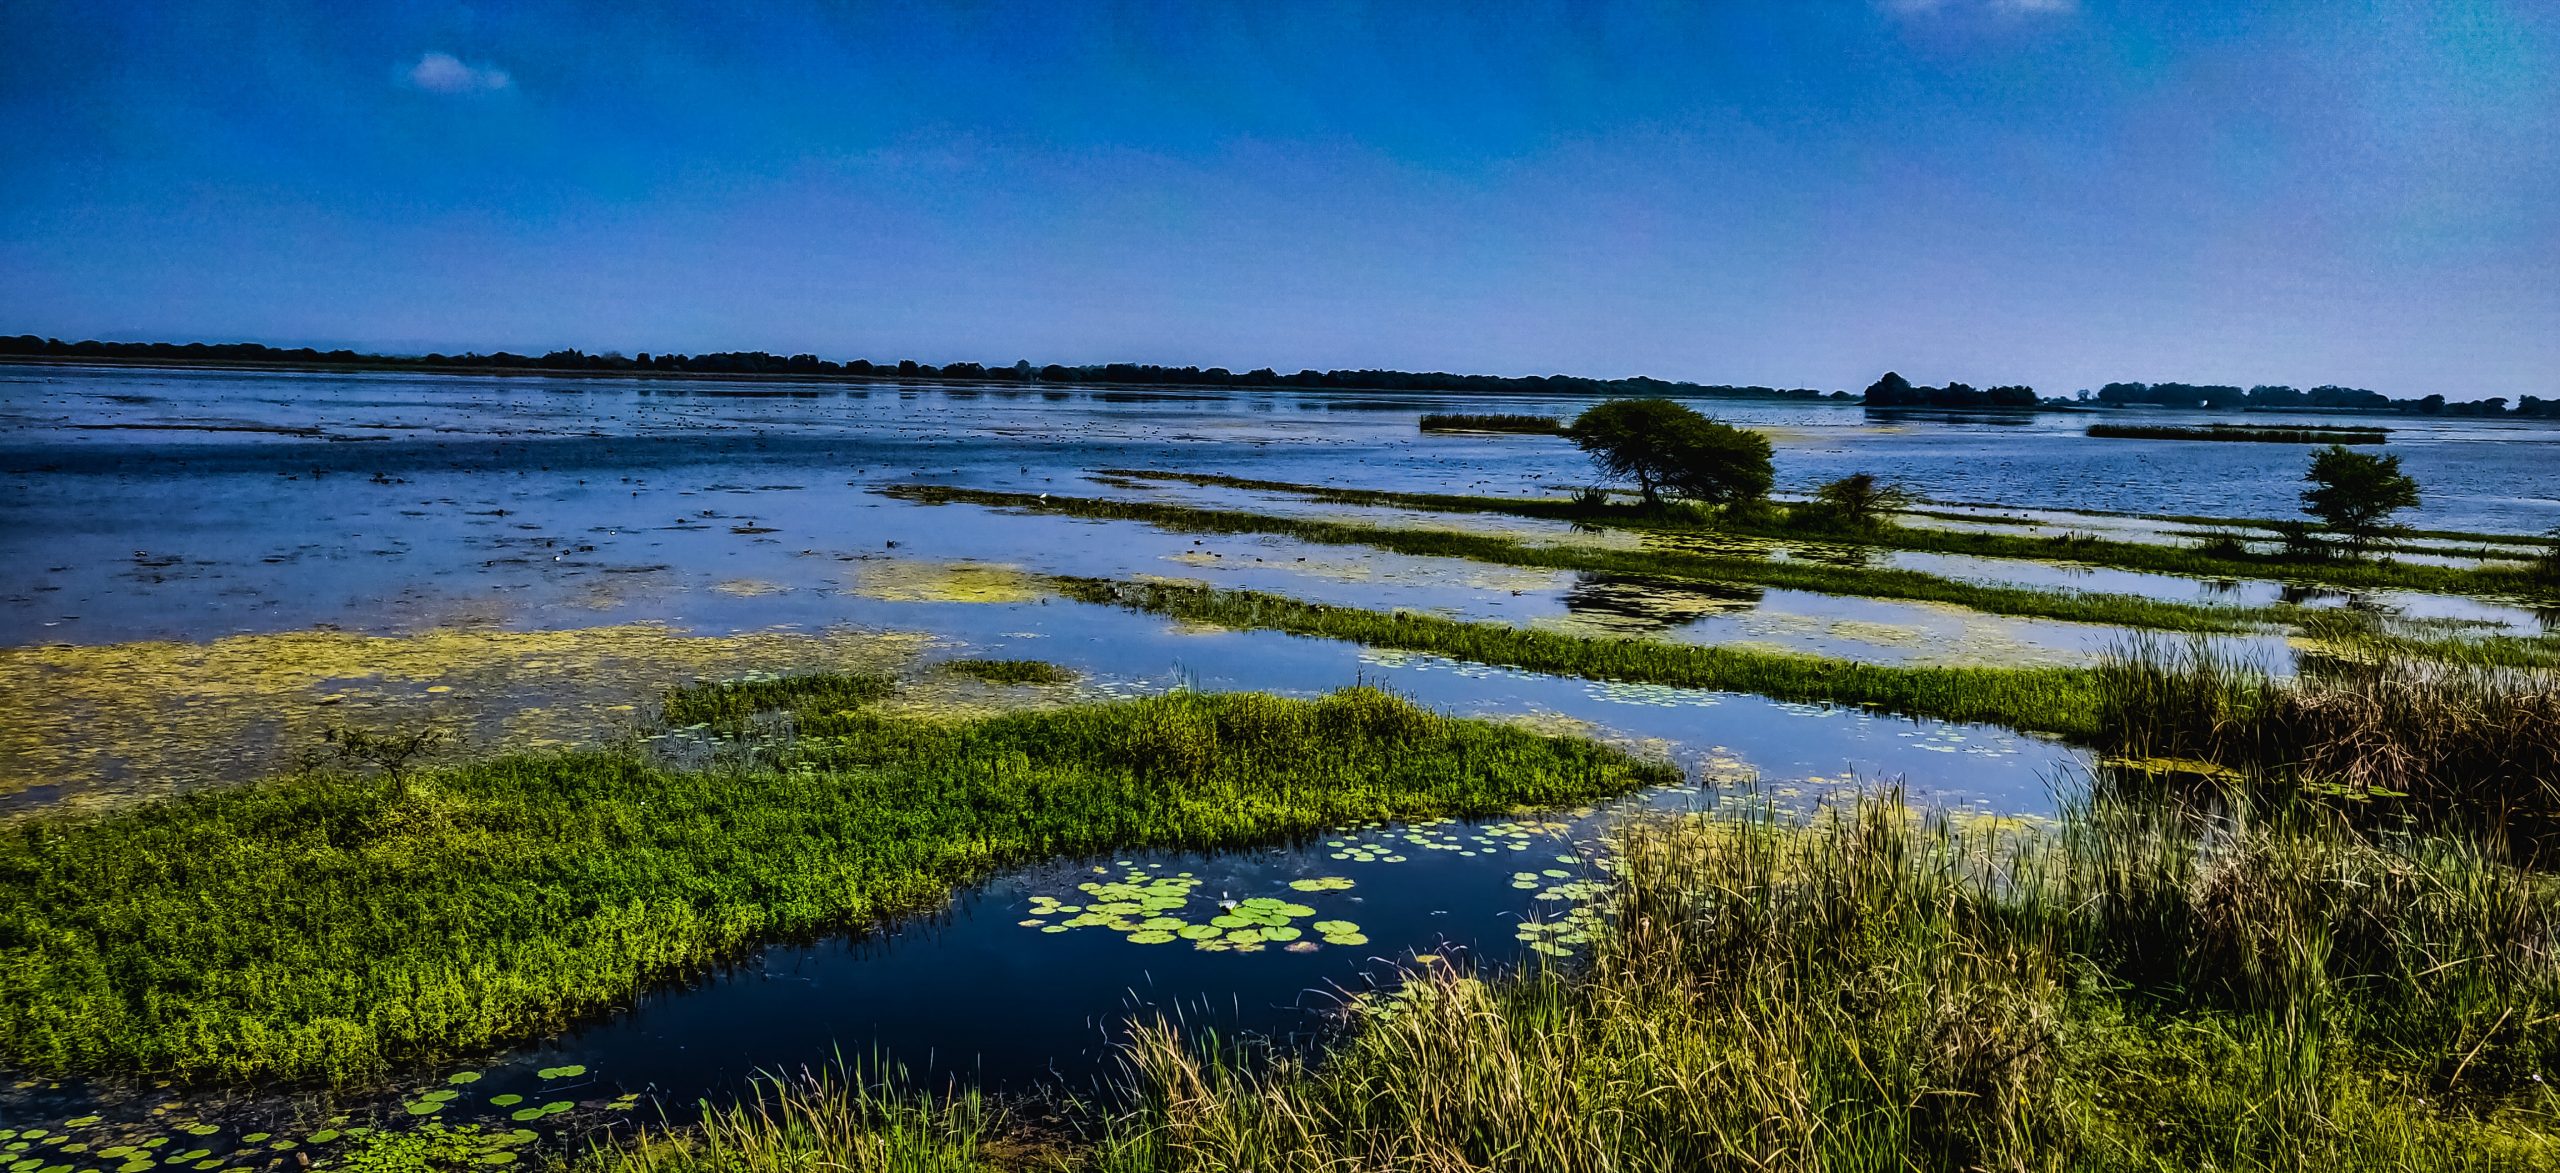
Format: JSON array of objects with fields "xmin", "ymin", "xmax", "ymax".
[
  {"xmin": 886, "ymin": 483, "xmax": 2281, "ymax": 635},
  {"xmin": 1053, "ymin": 576, "xmax": 2103, "ymax": 737},
  {"xmin": 583, "ymin": 794, "xmax": 2560, "ymax": 1171},
  {"xmin": 0, "ymin": 686, "xmax": 1674, "ymax": 1084},
  {"xmin": 1092, "ymin": 468, "xmax": 2552, "ymax": 598},
  {"xmin": 2087, "ymin": 422, "xmax": 2391, "ymax": 443}
]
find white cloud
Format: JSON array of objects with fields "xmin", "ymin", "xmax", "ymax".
[
  {"xmin": 1882, "ymin": 0, "xmax": 2075, "ymax": 15},
  {"xmin": 405, "ymin": 52, "xmax": 511, "ymax": 95}
]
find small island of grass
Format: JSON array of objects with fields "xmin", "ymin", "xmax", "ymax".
[
  {"xmin": 1417, "ymin": 412, "xmax": 1561, "ymax": 434},
  {"xmin": 2087, "ymin": 422, "xmax": 2390, "ymax": 444}
]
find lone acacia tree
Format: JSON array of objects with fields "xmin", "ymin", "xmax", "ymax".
[
  {"xmin": 2302, "ymin": 443, "xmax": 2420, "ymax": 553},
  {"xmin": 1562, "ymin": 398, "xmax": 1774, "ymax": 509}
]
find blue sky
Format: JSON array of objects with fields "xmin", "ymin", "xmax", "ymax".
[{"xmin": 2, "ymin": 1, "xmax": 2553, "ymax": 397}]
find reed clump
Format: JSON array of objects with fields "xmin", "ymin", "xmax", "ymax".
[
  {"xmin": 1417, "ymin": 412, "xmax": 1561, "ymax": 434},
  {"xmin": 2095, "ymin": 636, "xmax": 2560, "ymax": 850}
]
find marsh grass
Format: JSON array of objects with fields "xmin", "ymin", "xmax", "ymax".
[
  {"xmin": 587, "ymin": 1065, "xmax": 1012, "ymax": 1173},
  {"xmin": 888, "ymin": 483, "xmax": 2277, "ymax": 635},
  {"xmin": 1415, "ymin": 412, "xmax": 1561, "ymax": 434},
  {"xmin": 0, "ymin": 687, "xmax": 1674, "ymax": 1084},
  {"xmin": 1092, "ymin": 467, "xmax": 2548, "ymax": 599},
  {"xmin": 2095, "ymin": 636, "xmax": 2560, "ymax": 850},
  {"xmin": 1071, "ymin": 796, "xmax": 2560, "ymax": 1170},
  {"xmin": 574, "ymin": 795, "xmax": 2560, "ymax": 1171},
  {"xmin": 660, "ymin": 671, "xmax": 896, "ymax": 731},
  {"xmin": 2088, "ymin": 423, "xmax": 2391, "ymax": 444},
  {"xmin": 940, "ymin": 659, "xmax": 1079, "ymax": 686},
  {"xmin": 1053, "ymin": 576, "xmax": 2104, "ymax": 736}
]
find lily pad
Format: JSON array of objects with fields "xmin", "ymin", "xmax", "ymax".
[
  {"xmin": 537, "ymin": 1065, "xmax": 588, "ymax": 1080},
  {"xmin": 1126, "ymin": 930, "xmax": 1177, "ymax": 944},
  {"xmin": 487, "ymin": 1095, "xmax": 522, "ymax": 1107},
  {"xmin": 447, "ymin": 1071, "xmax": 483, "ymax": 1084}
]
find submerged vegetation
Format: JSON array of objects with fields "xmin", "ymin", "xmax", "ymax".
[
  {"xmin": 2088, "ymin": 422, "xmax": 2391, "ymax": 443},
  {"xmin": 887, "ymin": 483, "xmax": 2282, "ymax": 635},
  {"xmin": 1415, "ymin": 412, "xmax": 1559, "ymax": 433},
  {"xmin": 0, "ymin": 685, "xmax": 1673, "ymax": 1084}
]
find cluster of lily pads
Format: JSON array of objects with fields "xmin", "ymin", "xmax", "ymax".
[
  {"xmin": 0, "ymin": 1065, "xmax": 640, "ymax": 1173},
  {"xmin": 1021, "ymin": 862, "xmax": 1367, "ymax": 952},
  {"xmin": 1318, "ymin": 815, "xmax": 1580, "ymax": 863}
]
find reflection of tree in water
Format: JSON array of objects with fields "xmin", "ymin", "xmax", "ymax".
[{"xmin": 1561, "ymin": 574, "xmax": 1763, "ymax": 632}]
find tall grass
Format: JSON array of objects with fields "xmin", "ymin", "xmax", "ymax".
[
  {"xmin": 1075, "ymin": 796, "xmax": 2560, "ymax": 1171},
  {"xmin": 1054, "ymin": 575, "xmax": 2105, "ymax": 736},
  {"xmin": 2094, "ymin": 635, "xmax": 2560, "ymax": 850},
  {"xmin": 585, "ymin": 795, "xmax": 2560, "ymax": 1171},
  {"xmin": 888, "ymin": 483, "xmax": 2280, "ymax": 635},
  {"xmin": 1093, "ymin": 467, "xmax": 2548, "ymax": 599},
  {"xmin": 0, "ymin": 686, "xmax": 1674, "ymax": 1084}
]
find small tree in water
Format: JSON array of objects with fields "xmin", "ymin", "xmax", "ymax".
[
  {"xmin": 1804, "ymin": 473, "xmax": 1912, "ymax": 532},
  {"xmin": 1562, "ymin": 399, "xmax": 1773, "ymax": 510},
  {"xmin": 2301, "ymin": 444, "xmax": 2419, "ymax": 554}
]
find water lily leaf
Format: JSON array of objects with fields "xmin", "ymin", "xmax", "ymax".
[
  {"xmin": 1126, "ymin": 930, "xmax": 1177, "ymax": 944},
  {"xmin": 1261, "ymin": 926, "xmax": 1302, "ymax": 942},
  {"xmin": 1177, "ymin": 924, "xmax": 1222, "ymax": 940},
  {"xmin": 303, "ymin": 1133, "xmax": 340, "ymax": 1146},
  {"xmin": 447, "ymin": 1072, "xmax": 483, "ymax": 1084},
  {"xmin": 487, "ymin": 1095, "xmax": 522, "ymax": 1107},
  {"xmin": 1321, "ymin": 933, "xmax": 1369, "ymax": 946},
  {"xmin": 1311, "ymin": 920, "xmax": 1359, "ymax": 935}
]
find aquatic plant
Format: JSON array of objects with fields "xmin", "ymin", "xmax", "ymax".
[
  {"xmin": 938, "ymin": 659, "xmax": 1078, "ymax": 686},
  {"xmin": 1053, "ymin": 576, "xmax": 2106, "ymax": 737},
  {"xmin": 0, "ymin": 687, "xmax": 1674, "ymax": 1084},
  {"xmin": 1416, "ymin": 413, "xmax": 1560, "ymax": 434},
  {"xmin": 660, "ymin": 671, "xmax": 897, "ymax": 733}
]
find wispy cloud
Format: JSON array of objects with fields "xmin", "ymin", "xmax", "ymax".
[
  {"xmin": 404, "ymin": 52, "xmax": 511, "ymax": 95},
  {"xmin": 1882, "ymin": 0, "xmax": 2076, "ymax": 16}
]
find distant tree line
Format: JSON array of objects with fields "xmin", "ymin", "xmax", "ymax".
[
  {"xmin": 1861, "ymin": 372, "xmax": 2043, "ymax": 409},
  {"xmin": 2090, "ymin": 380, "xmax": 2558, "ymax": 419},
  {"xmin": 0, "ymin": 334, "xmax": 1853, "ymax": 403}
]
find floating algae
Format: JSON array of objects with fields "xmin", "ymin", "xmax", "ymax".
[
  {"xmin": 0, "ymin": 624, "xmax": 927, "ymax": 810},
  {"xmin": 846, "ymin": 559, "xmax": 1045, "ymax": 604}
]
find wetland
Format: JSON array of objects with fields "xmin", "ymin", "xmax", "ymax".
[{"xmin": 5, "ymin": 363, "xmax": 2560, "ymax": 1169}]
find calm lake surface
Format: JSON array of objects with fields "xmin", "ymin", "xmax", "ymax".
[{"xmin": 2, "ymin": 362, "xmax": 2553, "ymax": 1124}]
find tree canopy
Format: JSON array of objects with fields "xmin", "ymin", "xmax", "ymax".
[
  {"xmin": 2302, "ymin": 444, "xmax": 2421, "ymax": 551},
  {"xmin": 1562, "ymin": 399, "xmax": 1774, "ymax": 508}
]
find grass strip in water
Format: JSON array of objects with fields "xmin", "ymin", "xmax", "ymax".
[
  {"xmin": 1053, "ymin": 576, "xmax": 2103, "ymax": 738},
  {"xmin": 938, "ymin": 658, "xmax": 1079, "ymax": 685},
  {"xmin": 0, "ymin": 687, "xmax": 1674, "ymax": 1085},
  {"xmin": 1416, "ymin": 412, "xmax": 1561, "ymax": 434},
  {"xmin": 2086, "ymin": 422, "xmax": 2391, "ymax": 444},
  {"xmin": 886, "ymin": 483, "xmax": 2275, "ymax": 636},
  {"xmin": 1091, "ymin": 468, "xmax": 2555, "ymax": 600}
]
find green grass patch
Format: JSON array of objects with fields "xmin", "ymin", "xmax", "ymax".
[
  {"xmin": 887, "ymin": 483, "xmax": 2278, "ymax": 636},
  {"xmin": 0, "ymin": 687, "xmax": 1673, "ymax": 1085},
  {"xmin": 660, "ymin": 671, "xmax": 895, "ymax": 731},
  {"xmin": 937, "ymin": 658, "xmax": 1078, "ymax": 686},
  {"xmin": 1092, "ymin": 468, "xmax": 2555, "ymax": 601},
  {"xmin": 1053, "ymin": 576, "xmax": 2104, "ymax": 738},
  {"xmin": 1416, "ymin": 412, "xmax": 1561, "ymax": 434}
]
